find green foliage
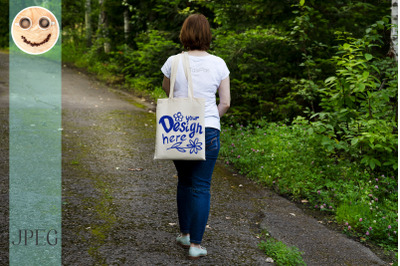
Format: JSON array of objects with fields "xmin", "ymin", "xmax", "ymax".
[
  {"xmin": 57, "ymin": 0, "xmax": 392, "ymax": 124},
  {"xmin": 62, "ymin": 33, "xmax": 86, "ymax": 63},
  {"xmin": 122, "ymin": 30, "xmax": 180, "ymax": 90},
  {"xmin": 334, "ymin": 173, "xmax": 398, "ymax": 248},
  {"xmin": 258, "ymin": 232, "xmax": 306, "ymax": 266},
  {"xmin": 220, "ymin": 120, "xmax": 398, "ymax": 249},
  {"xmin": 337, "ymin": 200, "xmax": 398, "ymax": 248},
  {"xmin": 199, "ymin": 0, "xmax": 295, "ymax": 31},
  {"xmin": 213, "ymin": 27, "xmax": 298, "ymax": 122},
  {"xmin": 310, "ymin": 18, "xmax": 398, "ymax": 172},
  {"xmin": 64, "ymin": 29, "xmax": 179, "ymax": 98},
  {"xmin": 0, "ymin": 0, "xmax": 9, "ymax": 48}
]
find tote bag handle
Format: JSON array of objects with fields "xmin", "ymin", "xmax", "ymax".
[{"xmin": 169, "ymin": 52, "xmax": 194, "ymax": 99}]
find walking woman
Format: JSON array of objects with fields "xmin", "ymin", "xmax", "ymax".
[{"xmin": 161, "ymin": 14, "xmax": 231, "ymax": 260}]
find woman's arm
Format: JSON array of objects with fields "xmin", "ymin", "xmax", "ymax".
[
  {"xmin": 218, "ymin": 76, "xmax": 230, "ymax": 117},
  {"xmin": 162, "ymin": 75, "xmax": 170, "ymax": 97}
]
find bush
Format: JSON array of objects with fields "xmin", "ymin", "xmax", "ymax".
[
  {"xmin": 212, "ymin": 27, "xmax": 298, "ymax": 123},
  {"xmin": 310, "ymin": 18, "xmax": 398, "ymax": 173}
]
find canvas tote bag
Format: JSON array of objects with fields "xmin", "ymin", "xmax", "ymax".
[{"xmin": 154, "ymin": 52, "xmax": 206, "ymax": 160}]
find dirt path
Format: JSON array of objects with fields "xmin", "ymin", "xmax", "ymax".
[{"xmin": 0, "ymin": 52, "xmax": 388, "ymax": 265}]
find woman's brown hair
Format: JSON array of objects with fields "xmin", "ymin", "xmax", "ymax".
[{"xmin": 180, "ymin": 14, "xmax": 211, "ymax": 51}]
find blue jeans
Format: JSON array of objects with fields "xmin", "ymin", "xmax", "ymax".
[{"xmin": 173, "ymin": 128, "xmax": 220, "ymax": 244}]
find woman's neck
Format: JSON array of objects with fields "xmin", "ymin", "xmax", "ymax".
[{"xmin": 187, "ymin": 50, "xmax": 209, "ymax": 57}]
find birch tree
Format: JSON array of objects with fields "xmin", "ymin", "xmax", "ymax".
[
  {"xmin": 123, "ymin": 5, "xmax": 130, "ymax": 46},
  {"xmin": 391, "ymin": 0, "xmax": 398, "ymax": 60},
  {"xmin": 98, "ymin": 0, "xmax": 111, "ymax": 53},
  {"xmin": 85, "ymin": 0, "xmax": 92, "ymax": 47}
]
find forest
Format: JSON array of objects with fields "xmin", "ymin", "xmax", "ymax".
[{"xmin": 1, "ymin": 0, "xmax": 398, "ymax": 258}]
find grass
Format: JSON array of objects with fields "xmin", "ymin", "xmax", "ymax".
[
  {"xmin": 219, "ymin": 118, "xmax": 398, "ymax": 256},
  {"xmin": 258, "ymin": 231, "xmax": 306, "ymax": 266}
]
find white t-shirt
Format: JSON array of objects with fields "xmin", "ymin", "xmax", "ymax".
[{"xmin": 161, "ymin": 53, "xmax": 230, "ymax": 131}]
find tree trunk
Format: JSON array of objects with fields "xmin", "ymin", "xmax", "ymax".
[
  {"xmin": 390, "ymin": 0, "xmax": 398, "ymax": 60},
  {"xmin": 98, "ymin": 0, "xmax": 111, "ymax": 53},
  {"xmin": 124, "ymin": 7, "xmax": 130, "ymax": 46},
  {"xmin": 85, "ymin": 0, "xmax": 92, "ymax": 47}
]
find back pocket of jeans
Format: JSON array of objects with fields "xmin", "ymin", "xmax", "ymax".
[{"xmin": 206, "ymin": 136, "xmax": 219, "ymax": 151}]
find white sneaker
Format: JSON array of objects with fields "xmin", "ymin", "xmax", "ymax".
[
  {"xmin": 188, "ymin": 246, "xmax": 207, "ymax": 260},
  {"xmin": 176, "ymin": 235, "xmax": 190, "ymax": 248}
]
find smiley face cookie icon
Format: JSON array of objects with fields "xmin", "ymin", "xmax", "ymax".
[{"xmin": 11, "ymin": 6, "xmax": 60, "ymax": 55}]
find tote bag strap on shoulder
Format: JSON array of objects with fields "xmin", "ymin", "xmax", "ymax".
[
  {"xmin": 169, "ymin": 52, "xmax": 194, "ymax": 99},
  {"xmin": 182, "ymin": 52, "xmax": 194, "ymax": 99},
  {"xmin": 169, "ymin": 54, "xmax": 180, "ymax": 99}
]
